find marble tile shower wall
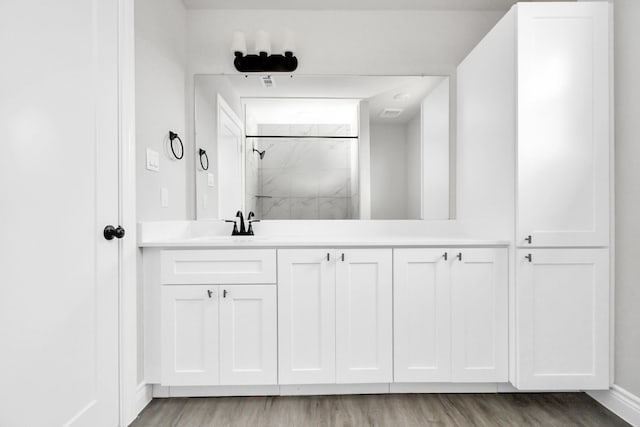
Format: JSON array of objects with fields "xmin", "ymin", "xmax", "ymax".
[{"xmin": 255, "ymin": 124, "xmax": 357, "ymax": 220}]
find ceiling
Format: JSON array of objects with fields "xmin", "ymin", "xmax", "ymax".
[{"xmin": 183, "ymin": 0, "xmax": 561, "ymax": 10}]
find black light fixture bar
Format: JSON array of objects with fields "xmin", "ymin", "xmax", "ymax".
[{"xmin": 234, "ymin": 52, "xmax": 298, "ymax": 73}]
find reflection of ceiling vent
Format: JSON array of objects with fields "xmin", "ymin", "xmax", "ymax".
[
  {"xmin": 260, "ymin": 75, "xmax": 275, "ymax": 88},
  {"xmin": 380, "ymin": 108, "xmax": 403, "ymax": 118}
]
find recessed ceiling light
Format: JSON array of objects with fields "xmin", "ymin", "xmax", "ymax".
[{"xmin": 393, "ymin": 92, "xmax": 410, "ymax": 101}]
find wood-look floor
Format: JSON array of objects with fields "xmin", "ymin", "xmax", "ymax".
[{"xmin": 129, "ymin": 393, "xmax": 629, "ymax": 427}]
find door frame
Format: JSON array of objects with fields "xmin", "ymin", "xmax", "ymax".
[
  {"xmin": 117, "ymin": 0, "xmax": 153, "ymax": 425},
  {"xmin": 216, "ymin": 93, "xmax": 246, "ymax": 218}
]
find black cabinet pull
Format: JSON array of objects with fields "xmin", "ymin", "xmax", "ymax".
[
  {"xmin": 341, "ymin": 253, "xmax": 345, "ymax": 262},
  {"xmin": 223, "ymin": 289, "xmax": 228, "ymax": 298},
  {"xmin": 326, "ymin": 253, "xmax": 330, "ymax": 261},
  {"xmin": 103, "ymin": 225, "xmax": 125, "ymax": 240},
  {"xmin": 443, "ymin": 252, "xmax": 448, "ymax": 261},
  {"xmin": 207, "ymin": 289, "xmax": 213, "ymax": 298},
  {"xmin": 525, "ymin": 235, "xmax": 532, "ymax": 244},
  {"xmin": 525, "ymin": 254, "xmax": 532, "ymax": 263},
  {"xmin": 456, "ymin": 252, "xmax": 462, "ymax": 261}
]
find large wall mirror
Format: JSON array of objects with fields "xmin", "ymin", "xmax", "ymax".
[{"xmin": 194, "ymin": 74, "xmax": 451, "ymax": 221}]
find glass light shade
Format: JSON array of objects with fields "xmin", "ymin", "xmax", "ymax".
[{"xmin": 231, "ymin": 31, "xmax": 247, "ymax": 55}]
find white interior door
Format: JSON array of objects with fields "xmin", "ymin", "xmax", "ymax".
[
  {"xmin": 336, "ymin": 249, "xmax": 393, "ymax": 384},
  {"xmin": 220, "ymin": 285, "xmax": 277, "ymax": 385},
  {"xmin": 278, "ymin": 249, "xmax": 336, "ymax": 384},
  {"xmin": 217, "ymin": 95, "xmax": 244, "ymax": 219},
  {"xmin": 0, "ymin": 1, "xmax": 120, "ymax": 425},
  {"xmin": 450, "ymin": 248, "xmax": 508, "ymax": 382},
  {"xmin": 516, "ymin": 248, "xmax": 609, "ymax": 390},
  {"xmin": 394, "ymin": 248, "xmax": 451, "ymax": 382}
]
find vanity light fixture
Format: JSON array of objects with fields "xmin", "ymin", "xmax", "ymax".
[{"xmin": 232, "ymin": 30, "xmax": 298, "ymax": 73}]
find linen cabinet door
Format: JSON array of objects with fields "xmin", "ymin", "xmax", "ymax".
[
  {"xmin": 336, "ymin": 249, "xmax": 393, "ymax": 383},
  {"xmin": 278, "ymin": 249, "xmax": 336, "ymax": 384},
  {"xmin": 161, "ymin": 285, "xmax": 219, "ymax": 386},
  {"xmin": 516, "ymin": 2, "xmax": 610, "ymax": 247},
  {"xmin": 516, "ymin": 249, "xmax": 609, "ymax": 390},
  {"xmin": 219, "ymin": 285, "xmax": 277, "ymax": 385},
  {"xmin": 450, "ymin": 248, "xmax": 508, "ymax": 382},
  {"xmin": 394, "ymin": 249, "xmax": 451, "ymax": 382}
]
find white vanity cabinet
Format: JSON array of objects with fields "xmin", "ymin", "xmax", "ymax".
[
  {"xmin": 335, "ymin": 249, "xmax": 393, "ymax": 383},
  {"xmin": 161, "ymin": 285, "xmax": 220, "ymax": 386},
  {"xmin": 516, "ymin": 3, "xmax": 610, "ymax": 249},
  {"xmin": 516, "ymin": 249, "xmax": 610, "ymax": 390},
  {"xmin": 277, "ymin": 249, "xmax": 336, "ymax": 384},
  {"xmin": 159, "ymin": 249, "xmax": 278, "ymax": 387},
  {"xmin": 457, "ymin": 2, "xmax": 611, "ymax": 391},
  {"xmin": 278, "ymin": 248, "xmax": 392, "ymax": 385},
  {"xmin": 394, "ymin": 248, "xmax": 508, "ymax": 383}
]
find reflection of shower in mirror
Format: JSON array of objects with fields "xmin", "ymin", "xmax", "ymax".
[{"xmin": 252, "ymin": 148, "xmax": 266, "ymax": 159}]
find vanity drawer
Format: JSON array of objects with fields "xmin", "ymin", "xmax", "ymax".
[{"xmin": 161, "ymin": 249, "xmax": 276, "ymax": 284}]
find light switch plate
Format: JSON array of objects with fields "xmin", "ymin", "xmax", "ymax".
[
  {"xmin": 207, "ymin": 173, "xmax": 215, "ymax": 187},
  {"xmin": 146, "ymin": 149, "xmax": 160, "ymax": 172},
  {"xmin": 161, "ymin": 188, "xmax": 169, "ymax": 207}
]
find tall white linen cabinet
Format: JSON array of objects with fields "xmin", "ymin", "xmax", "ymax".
[{"xmin": 457, "ymin": 2, "xmax": 611, "ymax": 390}]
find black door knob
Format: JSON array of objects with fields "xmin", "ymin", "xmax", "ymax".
[{"xmin": 104, "ymin": 225, "xmax": 125, "ymax": 240}]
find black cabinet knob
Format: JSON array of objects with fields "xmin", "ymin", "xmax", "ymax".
[{"xmin": 104, "ymin": 225, "xmax": 125, "ymax": 240}]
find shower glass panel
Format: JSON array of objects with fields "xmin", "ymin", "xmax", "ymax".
[{"xmin": 246, "ymin": 134, "xmax": 359, "ymax": 220}]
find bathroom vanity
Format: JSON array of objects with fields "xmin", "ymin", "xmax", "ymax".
[
  {"xmin": 140, "ymin": 236, "xmax": 510, "ymax": 395},
  {"xmin": 139, "ymin": 1, "xmax": 611, "ymax": 399}
]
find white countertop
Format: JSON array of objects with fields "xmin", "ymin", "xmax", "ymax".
[{"xmin": 138, "ymin": 235, "xmax": 510, "ymax": 248}]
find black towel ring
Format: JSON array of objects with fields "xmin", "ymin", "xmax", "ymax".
[
  {"xmin": 169, "ymin": 131, "xmax": 184, "ymax": 160},
  {"xmin": 198, "ymin": 148, "xmax": 209, "ymax": 171}
]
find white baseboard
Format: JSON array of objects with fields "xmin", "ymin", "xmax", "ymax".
[
  {"xmin": 149, "ymin": 382, "xmax": 526, "ymax": 398},
  {"xmin": 280, "ymin": 383, "xmax": 389, "ymax": 396},
  {"xmin": 391, "ymin": 383, "xmax": 501, "ymax": 393},
  {"xmin": 126, "ymin": 383, "xmax": 152, "ymax": 426},
  {"xmin": 588, "ymin": 385, "xmax": 640, "ymax": 427},
  {"xmin": 153, "ymin": 384, "xmax": 280, "ymax": 398}
]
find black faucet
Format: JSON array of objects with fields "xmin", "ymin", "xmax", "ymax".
[
  {"xmin": 226, "ymin": 211, "xmax": 260, "ymax": 236},
  {"xmin": 236, "ymin": 210, "xmax": 246, "ymax": 235},
  {"xmin": 247, "ymin": 211, "xmax": 260, "ymax": 235}
]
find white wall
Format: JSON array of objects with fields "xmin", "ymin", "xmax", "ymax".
[
  {"xmin": 406, "ymin": 113, "xmax": 422, "ymax": 219},
  {"xmin": 193, "ymin": 76, "xmax": 242, "ymax": 219},
  {"xmin": 455, "ymin": 9, "xmax": 515, "ymax": 241},
  {"xmin": 613, "ymin": 0, "xmax": 640, "ymax": 398},
  {"xmin": 421, "ymin": 78, "xmax": 451, "ymax": 220},
  {"xmin": 136, "ymin": 0, "xmax": 187, "ymax": 221},
  {"xmin": 134, "ymin": 0, "xmax": 187, "ymax": 391},
  {"xmin": 370, "ymin": 124, "xmax": 408, "ymax": 219},
  {"xmin": 187, "ymin": 10, "xmax": 505, "ymax": 75}
]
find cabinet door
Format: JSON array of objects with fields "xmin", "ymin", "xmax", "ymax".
[
  {"xmin": 336, "ymin": 249, "xmax": 393, "ymax": 383},
  {"xmin": 394, "ymin": 249, "xmax": 451, "ymax": 382},
  {"xmin": 161, "ymin": 285, "xmax": 219, "ymax": 386},
  {"xmin": 516, "ymin": 249, "xmax": 609, "ymax": 390},
  {"xmin": 219, "ymin": 285, "xmax": 277, "ymax": 385},
  {"xmin": 278, "ymin": 249, "xmax": 336, "ymax": 384},
  {"xmin": 451, "ymin": 248, "xmax": 508, "ymax": 382},
  {"xmin": 516, "ymin": 3, "xmax": 610, "ymax": 247}
]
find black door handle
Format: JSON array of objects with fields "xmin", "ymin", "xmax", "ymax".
[{"xmin": 104, "ymin": 225, "xmax": 125, "ymax": 240}]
